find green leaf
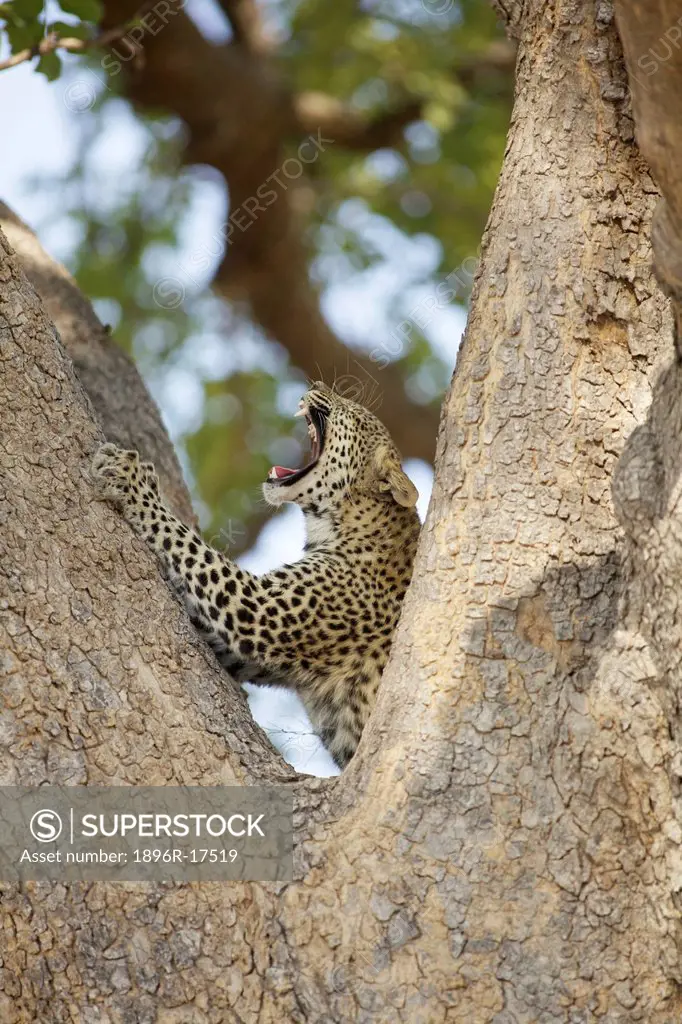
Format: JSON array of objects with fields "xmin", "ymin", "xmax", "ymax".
[
  {"xmin": 5, "ymin": 19, "xmax": 42, "ymax": 53},
  {"xmin": 10, "ymin": 0, "xmax": 44, "ymax": 20},
  {"xmin": 36, "ymin": 49, "xmax": 62, "ymax": 81},
  {"xmin": 58, "ymin": 0, "xmax": 102, "ymax": 23},
  {"xmin": 49, "ymin": 20, "xmax": 92, "ymax": 40}
]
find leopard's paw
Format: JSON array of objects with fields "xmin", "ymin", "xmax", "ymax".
[{"xmin": 91, "ymin": 443, "xmax": 142, "ymax": 504}]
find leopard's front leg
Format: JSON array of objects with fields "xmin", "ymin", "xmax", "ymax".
[{"xmin": 90, "ymin": 443, "xmax": 254, "ymax": 669}]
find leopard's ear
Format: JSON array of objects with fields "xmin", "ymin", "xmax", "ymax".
[{"xmin": 371, "ymin": 444, "xmax": 419, "ymax": 508}]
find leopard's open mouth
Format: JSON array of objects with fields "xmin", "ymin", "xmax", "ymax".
[{"xmin": 266, "ymin": 402, "xmax": 327, "ymax": 486}]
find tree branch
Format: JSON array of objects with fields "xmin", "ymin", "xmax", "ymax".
[
  {"xmin": 292, "ymin": 92, "xmax": 423, "ymax": 150},
  {"xmin": 216, "ymin": 0, "xmax": 273, "ymax": 54},
  {"xmin": 0, "ymin": 1, "xmax": 156, "ymax": 73},
  {"xmin": 0, "ymin": 202, "xmax": 198, "ymax": 527},
  {"xmin": 452, "ymin": 39, "xmax": 517, "ymax": 88},
  {"xmin": 0, "ymin": 220, "xmax": 307, "ymax": 795}
]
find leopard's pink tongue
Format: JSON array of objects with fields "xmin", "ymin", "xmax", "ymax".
[{"xmin": 270, "ymin": 466, "xmax": 296, "ymax": 479}]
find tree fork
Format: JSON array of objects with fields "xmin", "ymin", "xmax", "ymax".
[{"xmin": 4, "ymin": 1, "xmax": 682, "ymax": 1021}]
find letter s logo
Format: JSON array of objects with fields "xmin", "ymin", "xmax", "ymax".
[{"xmin": 30, "ymin": 809, "xmax": 63, "ymax": 843}]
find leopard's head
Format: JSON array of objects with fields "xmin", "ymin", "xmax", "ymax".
[{"xmin": 262, "ymin": 381, "xmax": 418, "ymax": 513}]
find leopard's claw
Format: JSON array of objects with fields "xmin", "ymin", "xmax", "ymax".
[{"xmin": 91, "ymin": 443, "xmax": 141, "ymax": 503}]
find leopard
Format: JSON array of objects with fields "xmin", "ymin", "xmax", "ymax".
[{"xmin": 91, "ymin": 381, "xmax": 421, "ymax": 769}]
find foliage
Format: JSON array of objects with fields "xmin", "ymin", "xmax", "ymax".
[
  {"xmin": 0, "ymin": 0, "xmax": 512, "ymax": 547},
  {"xmin": 285, "ymin": 0, "xmax": 510, "ymax": 273},
  {"xmin": 1, "ymin": 0, "xmax": 99, "ymax": 78}
]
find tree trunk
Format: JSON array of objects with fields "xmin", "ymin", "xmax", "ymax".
[{"xmin": 3, "ymin": 0, "xmax": 682, "ymax": 1021}]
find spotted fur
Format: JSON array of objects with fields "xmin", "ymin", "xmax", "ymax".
[{"xmin": 91, "ymin": 382, "xmax": 420, "ymax": 768}]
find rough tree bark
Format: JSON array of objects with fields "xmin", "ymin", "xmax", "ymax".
[{"xmin": 3, "ymin": 0, "xmax": 682, "ymax": 1021}]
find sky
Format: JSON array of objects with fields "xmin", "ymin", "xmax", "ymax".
[{"xmin": 0, "ymin": 16, "xmax": 466, "ymax": 776}]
